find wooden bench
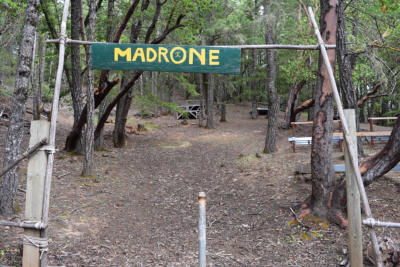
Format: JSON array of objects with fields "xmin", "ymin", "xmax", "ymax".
[
  {"xmin": 296, "ymin": 163, "xmax": 400, "ymax": 174},
  {"xmin": 176, "ymin": 100, "xmax": 203, "ymax": 120},
  {"xmin": 334, "ymin": 131, "xmax": 392, "ymax": 150},
  {"xmin": 334, "ymin": 164, "xmax": 400, "ymax": 173},
  {"xmin": 289, "ymin": 131, "xmax": 391, "ymax": 152},
  {"xmin": 368, "ymin": 117, "xmax": 397, "ymax": 145},
  {"xmin": 288, "ymin": 136, "xmax": 343, "ymax": 152},
  {"xmin": 256, "ymin": 102, "xmax": 268, "ymax": 116},
  {"xmin": 291, "ymin": 120, "xmax": 342, "ymax": 137}
]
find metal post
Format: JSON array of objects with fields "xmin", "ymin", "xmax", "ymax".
[
  {"xmin": 198, "ymin": 192, "xmax": 206, "ymax": 267},
  {"xmin": 308, "ymin": 7, "xmax": 382, "ymax": 267},
  {"xmin": 344, "ymin": 109, "xmax": 363, "ymax": 267}
]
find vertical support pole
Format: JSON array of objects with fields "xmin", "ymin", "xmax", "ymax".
[
  {"xmin": 40, "ymin": 1, "xmax": 70, "ymax": 266},
  {"xmin": 369, "ymin": 118, "xmax": 375, "ymax": 146},
  {"xmin": 344, "ymin": 109, "xmax": 363, "ymax": 267},
  {"xmin": 23, "ymin": 121, "xmax": 50, "ymax": 267},
  {"xmin": 198, "ymin": 192, "xmax": 206, "ymax": 267}
]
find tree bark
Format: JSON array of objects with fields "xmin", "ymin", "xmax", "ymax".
[
  {"xmin": 282, "ymin": 79, "xmax": 307, "ymax": 128},
  {"xmin": 360, "ymin": 116, "xmax": 400, "ymax": 185},
  {"xmin": 82, "ymin": 0, "xmax": 97, "ymax": 176},
  {"xmin": 112, "ymin": 18, "xmax": 142, "ymax": 147},
  {"xmin": 95, "ymin": 0, "xmax": 115, "ymax": 150},
  {"xmin": 0, "ymin": 0, "xmax": 40, "ymax": 215},
  {"xmin": 263, "ymin": 0, "xmax": 279, "ymax": 153},
  {"xmin": 220, "ymin": 80, "xmax": 227, "ymax": 122},
  {"xmin": 113, "ymin": 77, "xmax": 133, "ymax": 147},
  {"xmin": 206, "ymin": 73, "xmax": 215, "ymax": 129},
  {"xmin": 336, "ymin": 0, "xmax": 365, "ymax": 156},
  {"xmin": 309, "ymin": 0, "xmax": 342, "ymax": 224},
  {"xmin": 70, "ymin": 0, "xmax": 84, "ymax": 152}
]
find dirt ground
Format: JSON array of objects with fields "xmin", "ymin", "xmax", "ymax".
[{"xmin": 0, "ymin": 103, "xmax": 399, "ymax": 266}]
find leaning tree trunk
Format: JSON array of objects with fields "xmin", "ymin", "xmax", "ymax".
[
  {"xmin": 308, "ymin": 0, "xmax": 342, "ymax": 225},
  {"xmin": 263, "ymin": 0, "xmax": 279, "ymax": 153},
  {"xmin": 336, "ymin": 0, "xmax": 365, "ymax": 156},
  {"xmin": 70, "ymin": 0, "xmax": 84, "ymax": 152},
  {"xmin": 95, "ymin": 0, "xmax": 115, "ymax": 150},
  {"xmin": 360, "ymin": 116, "xmax": 400, "ymax": 185},
  {"xmin": 82, "ymin": 0, "xmax": 97, "ymax": 176},
  {"xmin": 282, "ymin": 79, "xmax": 307, "ymax": 128},
  {"xmin": 0, "ymin": 0, "xmax": 40, "ymax": 215},
  {"xmin": 113, "ymin": 19, "xmax": 142, "ymax": 147}
]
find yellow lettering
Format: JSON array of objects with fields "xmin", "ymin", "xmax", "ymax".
[
  {"xmin": 146, "ymin": 47, "xmax": 157, "ymax": 62},
  {"xmin": 209, "ymin": 50, "xmax": 220, "ymax": 65},
  {"xmin": 170, "ymin": 47, "xmax": 187, "ymax": 64},
  {"xmin": 132, "ymin": 48, "xmax": 146, "ymax": 62},
  {"xmin": 158, "ymin": 47, "xmax": 169, "ymax": 63},
  {"xmin": 189, "ymin": 48, "xmax": 205, "ymax": 65},
  {"xmin": 114, "ymin": 48, "xmax": 131, "ymax": 61}
]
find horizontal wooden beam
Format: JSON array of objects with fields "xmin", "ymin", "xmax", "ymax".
[
  {"xmin": 368, "ymin": 117, "xmax": 398, "ymax": 121},
  {"xmin": 46, "ymin": 39, "xmax": 336, "ymax": 50}
]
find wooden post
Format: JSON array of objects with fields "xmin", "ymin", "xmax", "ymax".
[
  {"xmin": 344, "ymin": 109, "xmax": 363, "ymax": 267},
  {"xmin": 23, "ymin": 121, "xmax": 50, "ymax": 267}
]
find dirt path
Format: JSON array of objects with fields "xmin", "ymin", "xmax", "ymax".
[{"xmin": 1, "ymin": 104, "xmax": 399, "ymax": 266}]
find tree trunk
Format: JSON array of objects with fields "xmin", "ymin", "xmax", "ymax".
[
  {"xmin": 113, "ymin": 77, "xmax": 133, "ymax": 147},
  {"xmin": 336, "ymin": 0, "xmax": 365, "ymax": 157},
  {"xmin": 0, "ymin": 0, "xmax": 39, "ymax": 215},
  {"xmin": 220, "ymin": 80, "xmax": 227, "ymax": 122},
  {"xmin": 282, "ymin": 79, "xmax": 307, "ymax": 128},
  {"xmin": 198, "ymin": 72, "xmax": 205, "ymax": 127},
  {"xmin": 82, "ymin": 0, "xmax": 97, "ymax": 176},
  {"xmin": 152, "ymin": 71, "xmax": 159, "ymax": 117},
  {"xmin": 360, "ymin": 116, "xmax": 400, "ymax": 185},
  {"xmin": 263, "ymin": 0, "xmax": 279, "ymax": 153},
  {"xmin": 70, "ymin": 0, "xmax": 84, "ymax": 152},
  {"xmin": 95, "ymin": 0, "xmax": 115, "ymax": 150},
  {"xmin": 307, "ymin": 0, "xmax": 343, "ymax": 225},
  {"xmin": 113, "ymin": 18, "xmax": 141, "ymax": 147},
  {"xmin": 206, "ymin": 73, "xmax": 215, "ymax": 129}
]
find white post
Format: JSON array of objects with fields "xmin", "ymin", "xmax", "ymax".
[
  {"xmin": 344, "ymin": 109, "xmax": 362, "ymax": 267},
  {"xmin": 198, "ymin": 192, "xmax": 206, "ymax": 267}
]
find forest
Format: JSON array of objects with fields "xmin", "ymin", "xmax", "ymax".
[{"xmin": 0, "ymin": 0, "xmax": 399, "ymax": 266}]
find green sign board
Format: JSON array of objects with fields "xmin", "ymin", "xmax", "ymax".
[{"xmin": 91, "ymin": 43, "xmax": 241, "ymax": 74}]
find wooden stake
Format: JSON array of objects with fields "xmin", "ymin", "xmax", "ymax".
[
  {"xmin": 344, "ymin": 109, "xmax": 362, "ymax": 267},
  {"xmin": 22, "ymin": 121, "xmax": 50, "ymax": 267},
  {"xmin": 308, "ymin": 7, "xmax": 382, "ymax": 266}
]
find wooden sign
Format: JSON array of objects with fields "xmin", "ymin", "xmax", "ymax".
[{"xmin": 91, "ymin": 43, "xmax": 241, "ymax": 74}]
